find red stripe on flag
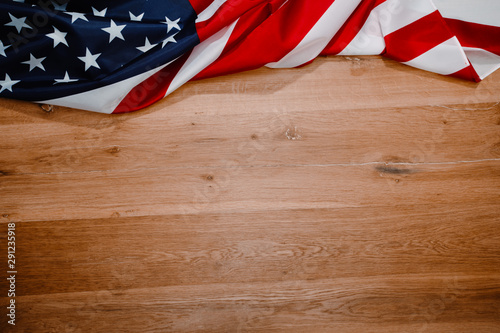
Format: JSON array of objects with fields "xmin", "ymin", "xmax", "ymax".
[
  {"xmin": 321, "ymin": 0, "xmax": 386, "ymax": 55},
  {"xmin": 112, "ymin": 53, "xmax": 191, "ymax": 113},
  {"xmin": 444, "ymin": 18, "xmax": 500, "ymax": 57},
  {"xmin": 194, "ymin": 0, "xmax": 337, "ymax": 80},
  {"xmin": 449, "ymin": 65, "xmax": 481, "ymax": 82},
  {"xmin": 195, "ymin": 0, "xmax": 283, "ymax": 42},
  {"xmin": 383, "ymin": 10, "xmax": 455, "ymax": 63}
]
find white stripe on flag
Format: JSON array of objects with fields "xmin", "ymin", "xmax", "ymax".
[
  {"xmin": 339, "ymin": 0, "xmax": 437, "ymax": 56},
  {"xmin": 433, "ymin": 0, "xmax": 500, "ymax": 28},
  {"xmin": 378, "ymin": 0, "xmax": 437, "ymax": 36},
  {"xmin": 463, "ymin": 47, "xmax": 500, "ymax": 80},
  {"xmin": 196, "ymin": 0, "xmax": 227, "ymax": 23},
  {"xmin": 403, "ymin": 37, "xmax": 470, "ymax": 75},
  {"xmin": 266, "ymin": 0, "xmax": 362, "ymax": 68},
  {"xmin": 165, "ymin": 20, "xmax": 238, "ymax": 96},
  {"xmin": 338, "ymin": 3, "xmax": 385, "ymax": 56}
]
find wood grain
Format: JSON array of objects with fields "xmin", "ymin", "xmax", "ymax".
[
  {"xmin": 0, "ymin": 56, "xmax": 499, "ymax": 332},
  {"xmin": 7, "ymin": 206, "xmax": 500, "ymax": 296},
  {"xmin": 8, "ymin": 276, "xmax": 500, "ymax": 333},
  {"xmin": 1, "ymin": 161, "xmax": 499, "ymax": 222}
]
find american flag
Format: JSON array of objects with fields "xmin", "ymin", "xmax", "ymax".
[{"xmin": 0, "ymin": 0, "xmax": 499, "ymax": 113}]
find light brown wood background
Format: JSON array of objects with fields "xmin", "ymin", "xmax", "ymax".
[{"xmin": 0, "ymin": 56, "xmax": 499, "ymax": 332}]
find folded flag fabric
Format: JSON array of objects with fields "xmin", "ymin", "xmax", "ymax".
[{"xmin": 0, "ymin": 0, "xmax": 499, "ymax": 113}]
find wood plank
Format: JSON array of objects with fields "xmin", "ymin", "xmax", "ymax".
[
  {"xmin": 1, "ymin": 160, "xmax": 499, "ymax": 222},
  {"xmin": 3, "ymin": 275, "xmax": 499, "ymax": 332},
  {"xmin": 0, "ymin": 103, "xmax": 499, "ymax": 175},
  {"xmin": 4, "ymin": 206, "xmax": 499, "ymax": 296},
  {"xmin": 0, "ymin": 57, "xmax": 499, "ymax": 174}
]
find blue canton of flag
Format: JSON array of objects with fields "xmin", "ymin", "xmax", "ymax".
[{"xmin": 0, "ymin": 0, "xmax": 199, "ymax": 102}]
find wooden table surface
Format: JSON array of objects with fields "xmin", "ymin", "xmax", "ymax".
[{"xmin": 1, "ymin": 56, "xmax": 499, "ymax": 332}]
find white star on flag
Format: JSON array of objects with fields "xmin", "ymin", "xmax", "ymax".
[
  {"xmin": 136, "ymin": 38, "xmax": 158, "ymax": 53},
  {"xmin": 46, "ymin": 26, "xmax": 68, "ymax": 47},
  {"xmin": 54, "ymin": 71, "xmax": 79, "ymax": 84},
  {"xmin": 51, "ymin": 1, "xmax": 67, "ymax": 11},
  {"xmin": 162, "ymin": 32, "xmax": 178, "ymax": 48},
  {"xmin": 92, "ymin": 7, "xmax": 107, "ymax": 17},
  {"xmin": 78, "ymin": 48, "xmax": 101, "ymax": 71},
  {"xmin": 5, "ymin": 13, "xmax": 31, "ymax": 33},
  {"xmin": 129, "ymin": 12, "xmax": 144, "ymax": 22},
  {"xmin": 65, "ymin": 12, "xmax": 89, "ymax": 24},
  {"xmin": 0, "ymin": 41, "xmax": 10, "ymax": 57},
  {"xmin": 102, "ymin": 20, "xmax": 126, "ymax": 43},
  {"xmin": 162, "ymin": 16, "xmax": 180, "ymax": 33},
  {"xmin": 0, "ymin": 74, "xmax": 20, "ymax": 93},
  {"xmin": 22, "ymin": 53, "xmax": 46, "ymax": 72}
]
